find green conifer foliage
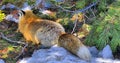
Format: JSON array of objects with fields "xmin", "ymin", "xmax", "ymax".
[{"xmin": 85, "ymin": 0, "xmax": 120, "ymax": 52}]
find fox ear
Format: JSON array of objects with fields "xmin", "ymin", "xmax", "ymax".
[
  {"xmin": 18, "ymin": 10, "xmax": 25, "ymax": 17},
  {"xmin": 21, "ymin": 10, "xmax": 25, "ymax": 15}
]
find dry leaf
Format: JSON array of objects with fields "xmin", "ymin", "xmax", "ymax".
[
  {"xmin": 71, "ymin": 13, "xmax": 84, "ymax": 22},
  {"xmin": 0, "ymin": 48, "xmax": 8, "ymax": 54},
  {"xmin": 76, "ymin": 24, "xmax": 91, "ymax": 38},
  {"xmin": 56, "ymin": 19, "xmax": 63, "ymax": 23}
]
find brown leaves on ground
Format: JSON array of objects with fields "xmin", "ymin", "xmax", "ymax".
[
  {"xmin": 0, "ymin": 46, "xmax": 18, "ymax": 58},
  {"xmin": 0, "ymin": 48, "xmax": 8, "ymax": 58}
]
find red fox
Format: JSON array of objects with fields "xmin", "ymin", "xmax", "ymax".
[{"xmin": 18, "ymin": 10, "xmax": 91, "ymax": 61}]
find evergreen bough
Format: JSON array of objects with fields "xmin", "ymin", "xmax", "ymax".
[{"xmin": 85, "ymin": 0, "xmax": 120, "ymax": 52}]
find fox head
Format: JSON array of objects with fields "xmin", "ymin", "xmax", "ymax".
[{"xmin": 18, "ymin": 10, "xmax": 40, "ymax": 23}]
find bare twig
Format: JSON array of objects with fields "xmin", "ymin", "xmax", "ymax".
[
  {"xmin": 75, "ymin": 1, "xmax": 99, "ymax": 13},
  {"xmin": 0, "ymin": 32, "xmax": 26, "ymax": 45},
  {"xmin": 90, "ymin": 8, "xmax": 96, "ymax": 17},
  {"xmin": 71, "ymin": 14, "xmax": 78, "ymax": 34},
  {"xmin": 71, "ymin": 21, "xmax": 77, "ymax": 34},
  {"xmin": 57, "ymin": 5, "xmax": 75, "ymax": 13},
  {"xmin": 84, "ymin": 14, "xmax": 90, "ymax": 20},
  {"xmin": 15, "ymin": 43, "xmax": 28, "ymax": 59},
  {"xmin": 83, "ymin": 18, "xmax": 86, "ymax": 24}
]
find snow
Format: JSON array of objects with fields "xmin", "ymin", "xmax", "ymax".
[
  {"xmin": 18, "ymin": 45, "xmax": 120, "ymax": 63},
  {"xmin": 0, "ymin": 59, "xmax": 5, "ymax": 63}
]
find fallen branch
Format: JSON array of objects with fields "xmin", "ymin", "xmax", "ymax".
[{"xmin": 0, "ymin": 32, "xmax": 26, "ymax": 45}]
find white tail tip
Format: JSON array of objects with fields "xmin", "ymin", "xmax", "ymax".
[{"xmin": 77, "ymin": 45, "xmax": 91, "ymax": 61}]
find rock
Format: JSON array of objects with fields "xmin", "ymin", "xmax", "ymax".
[
  {"xmin": 99, "ymin": 45, "xmax": 114, "ymax": 59},
  {"xmin": 89, "ymin": 46, "xmax": 99, "ymax": 57},
  {"xmin": 18, "ymin": 45, "xmax": 120, "ymax": 63},
  {"xmin": 0, "ymin": 59, "xmax": 5, "ymax": 63},
  {"xmin": 18, "ymin": 45, "xmax": 89, "ymax": 63}
]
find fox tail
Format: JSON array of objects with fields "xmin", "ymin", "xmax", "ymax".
[{"xmin": 58, "ymin": 34, "xmax": 91, "ymax": 61}]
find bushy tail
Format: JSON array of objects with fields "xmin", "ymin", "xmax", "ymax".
[{"xmin": 58, "ymin": 34, "xmax": 91, "ymax": 61}]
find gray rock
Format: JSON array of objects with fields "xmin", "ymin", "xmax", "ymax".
[
  {"xmin": 99, "ymin": 45, "xmax": 114, "ymax": 59},
  {"xmin": 89, "ymin": 46, "xmax": 99, "ymax": 57}
]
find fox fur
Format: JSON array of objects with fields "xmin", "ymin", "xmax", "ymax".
[{"xmin": 18, "ymin": 10, "xmax": 91, "ymax": 61}]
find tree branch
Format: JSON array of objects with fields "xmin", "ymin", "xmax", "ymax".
[{"xmin": 0, "ymin": 32, "xmax": 26, "ymax": 45}]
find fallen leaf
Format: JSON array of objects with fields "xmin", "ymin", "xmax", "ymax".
[{"xmin": 71, "ymin": 13, "xmax": 84, "ymax": 22}]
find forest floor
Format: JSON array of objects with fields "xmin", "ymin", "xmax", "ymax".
[{"xmin": 0, "ymin": 20, "xmax": 28, "ymax": 63}]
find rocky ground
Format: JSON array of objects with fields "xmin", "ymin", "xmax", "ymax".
[{"xmin": 17, "ymin": 45, "xmax": 120, "ymax": 63}]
